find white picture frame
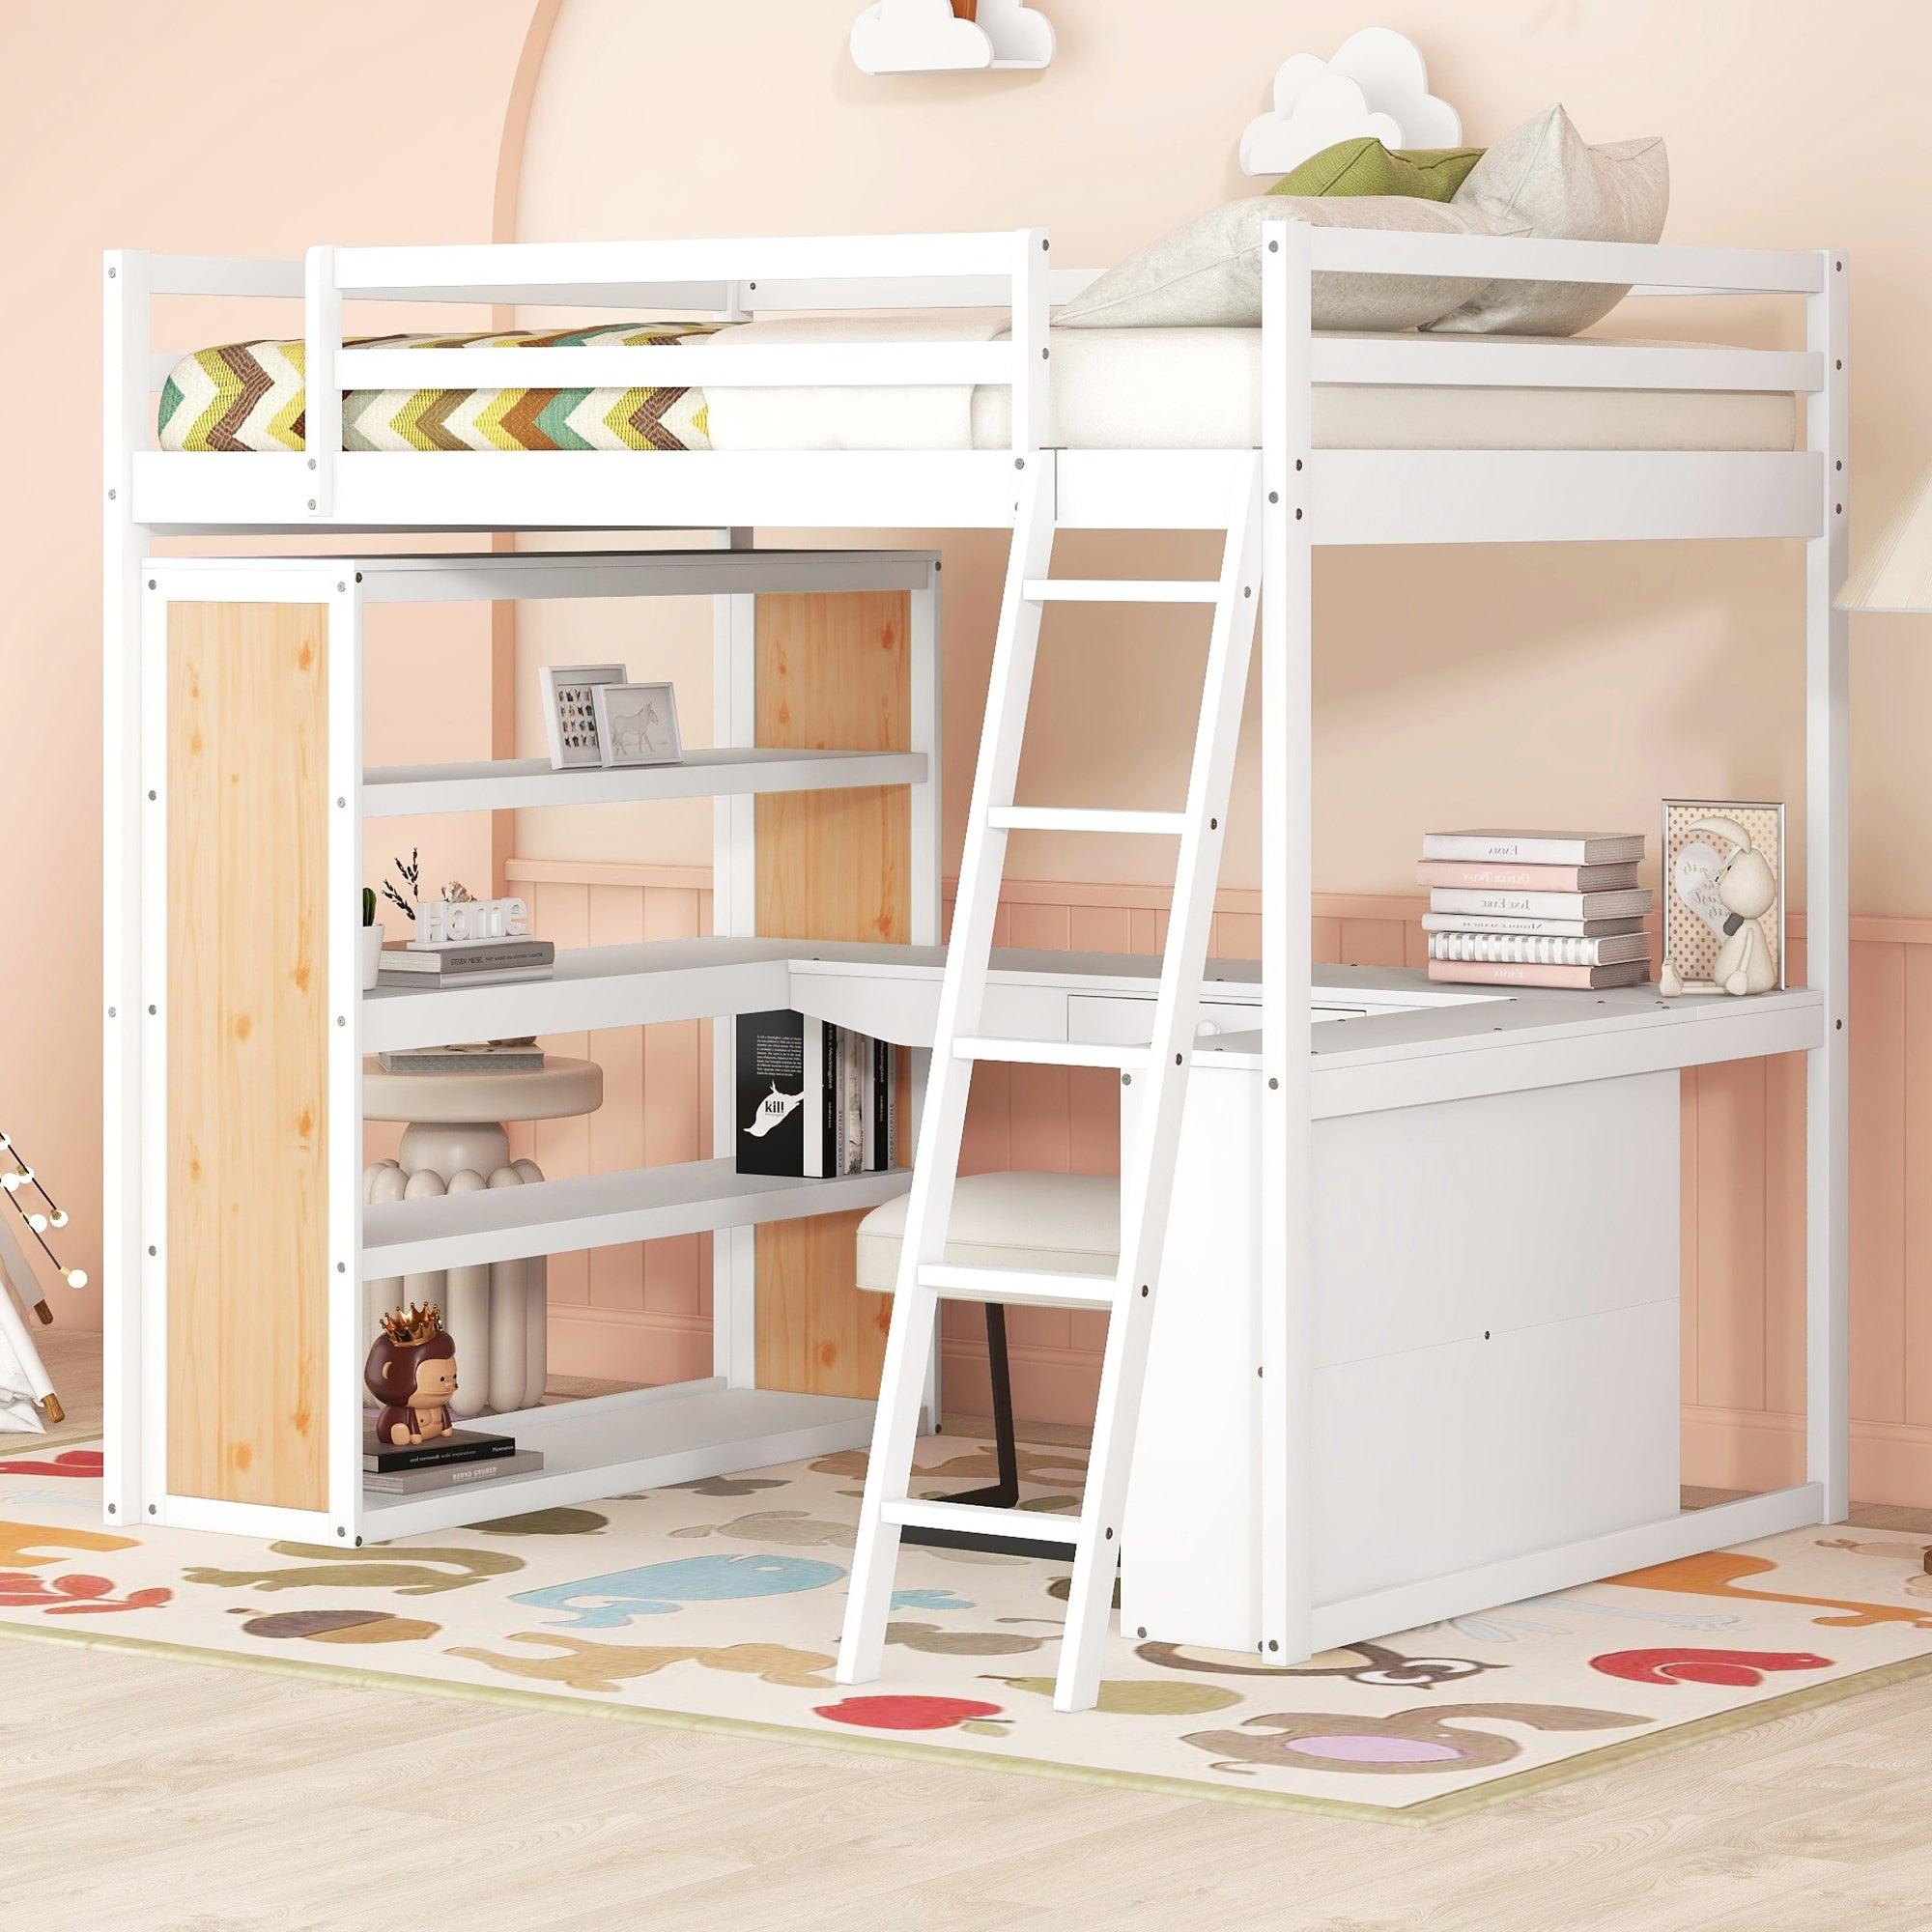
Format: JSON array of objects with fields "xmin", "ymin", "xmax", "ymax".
[
  {"xmin": 1662, "ymin": 798, "xmax": 1786, "ymax": 992},
  {"xmin": 592, "ymin": 681, "xmax": 683, "ymax": 768},
  {"xmin": 538, "ymin": 662, "xmax": 627, "ymax": 770}
]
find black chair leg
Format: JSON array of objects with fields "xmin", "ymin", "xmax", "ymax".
[{"xmin": 897, "ymin": 1302, "xmax": 1076, "ymax": 1561}]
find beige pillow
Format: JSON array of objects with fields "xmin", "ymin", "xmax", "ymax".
[
  {"xmin": 1056, "ymin": 195, "xmax": 1530, "ymax": 333},
  {"xmin": 1427, "ymin": 106, "xmax": 1668, "ymax": 336}
]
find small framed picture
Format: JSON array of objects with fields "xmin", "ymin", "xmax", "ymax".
[
  {"xmin": 539, "ymin": 663, "xmax": 627, "ymax": 770},
  {"xmin": 592, "ymin": 681, "xmax": 683, "ymax": 768},
  {"xmin": 1662, "ymin": 798, "xmax": 1786, "ymax": 993}
]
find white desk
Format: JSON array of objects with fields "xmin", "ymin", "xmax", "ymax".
[{"xmin": 792, "ymin": 952, "xmax": 1825, "ymax": 1659}]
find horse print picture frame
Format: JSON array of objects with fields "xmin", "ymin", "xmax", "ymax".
[{"xmin": 592, "ymin": 681, "xmax": 684, "ymax": 768}]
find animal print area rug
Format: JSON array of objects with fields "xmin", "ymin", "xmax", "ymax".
[{"xmin": 6, "ymin": 1441, "xmax": 1932, "ymax": 1821}]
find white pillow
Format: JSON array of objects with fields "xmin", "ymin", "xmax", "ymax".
[
  {"xmin": 1055, "ymin": 195, "xmax": 1530, "ymax": 334},
  {"xmin": 1427, "ymin": 105, "xmax": 1668, "ymax": 336}
]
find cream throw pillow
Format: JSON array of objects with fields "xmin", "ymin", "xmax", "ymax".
[
  {"xmin": 1056, "ymin": 196, "xmax": 1530, "ymax": 333},
  {"xmin": 1427, "ymin": 106, "xmax": 1668, "ymax": 336}
]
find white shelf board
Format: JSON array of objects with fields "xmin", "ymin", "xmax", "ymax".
[
  {"xmin": 363, "ymin": 748, "xmax": 927, "ymax": 818},
  {"xmin": 360, "ymin": 934, "xmax": 918, "ymax": 1052},
  {"xmin": 362, "ymin": 1154, "xmax": 911, "ymax": 1277},
  {"xmin": 361, "ymin": 1381, "xmax": 875, "ymax": 1538},
  {"xmin": 146, "ymin": 547, "xmax": 939, "ymax": 602}
]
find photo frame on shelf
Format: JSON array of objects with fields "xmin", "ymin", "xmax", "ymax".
[
  {"xmin": 538, "ymin": 662, "xmax": 627, "ymax": 770},
  {"xmin": 1662, "ymin": 798, "xmax": 1786, "ymax": 993},
  {"xmin": 592, "ymin": 681, "xmax": 684, "ymax": 768}
]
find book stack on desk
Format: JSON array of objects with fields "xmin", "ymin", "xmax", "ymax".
[{"xmin": 1417, "ymin": 830, "xmax": 1653, "ymax": 990}]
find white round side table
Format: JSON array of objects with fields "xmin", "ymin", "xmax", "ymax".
[{"xmin": 362, "ymin": 1055, "xmax": 603, "ymax": 1418}]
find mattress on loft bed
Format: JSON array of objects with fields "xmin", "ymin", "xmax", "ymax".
[{"xmin": 156, "ymin": 316, "xmax": 1799, "ymax": 457}]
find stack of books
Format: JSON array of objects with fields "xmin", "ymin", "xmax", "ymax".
[
  {"xmin": 378, "ymin": 1039, "xmax": 547, "ymax": 1075},
  {"xmin": 378, "ymin": 935, "xmax": 555, "ymax": 989},
  {"xmin": 735, "ymin": 1009, "xmax": 898, "ymax": 1179},
  {"xmin": 1418, "ymin": 830, "xmax": 1653, "ymax": 990},
  {"xmin": 362, "ymin": 1426, "xmax": 544, "ymax": 1495}
]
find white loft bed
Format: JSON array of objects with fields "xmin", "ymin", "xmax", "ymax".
[{"xmin": 103, "ymin": 224, "xmax": 1848, "ymax": 1672}]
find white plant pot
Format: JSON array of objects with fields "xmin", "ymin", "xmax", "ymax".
[{"xmin": 359, "ymin": 923, "xmax": 384, "ymax": 992}]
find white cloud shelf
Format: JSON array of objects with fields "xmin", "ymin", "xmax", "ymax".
[{"xmin": 851, "ymin": 0, "xmax": 1054, "ymax": 74}]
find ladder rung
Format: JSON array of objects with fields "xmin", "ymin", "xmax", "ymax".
[
  {"xmin": 917, "ymin": 1264, "xmax": 1118, "ymax": 1309},
  {"xmin": 952, "ymin": 1037, "xmax": 1150, "ymax": 1070},
  {"xmin": 1023, "ymin": 579, "xmax": 1220, "ymax": 605},
  {"xmin": 986, "ymin": 807, "xmax": 1186, "ymax": 837},
  {"xmin": 883, "ymin": 1498, "xmax": 1083, "ymax": 1546}
]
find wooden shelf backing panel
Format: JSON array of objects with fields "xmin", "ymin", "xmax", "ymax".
[
  {"xmin": 167, "ymin": 602, "xmax": 329, "ymax": 1514},
  {"xmin": 755, "ymin": 589, "xmax": 911, "ymax": 1400}
]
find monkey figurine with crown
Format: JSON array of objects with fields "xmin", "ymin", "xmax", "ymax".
[{"xmin": 364, "ymin": 1303, "xmax": 460, "ymax": 1447}]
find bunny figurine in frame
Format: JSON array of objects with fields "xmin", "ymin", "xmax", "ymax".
[{"xmin": 1660, "ymin": 812, "xmax": 1781, "ymax": 998}]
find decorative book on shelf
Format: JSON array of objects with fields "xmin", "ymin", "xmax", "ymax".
[
  {"xmin": 1426, "ymin": 959, "xmax": 1648, "ymax": 990},
  {"xmin": 1420, "ymin": 830, "xmax": 1645, "ymax": 867},
  {"xmin": 736, "ymin": 1010, "xmax": 896, "ymax": 1180},
  {"xmin": 377, "ymin": 938, "xmax": 555, "ymax": 987},
  {"xmin": 1421, "ymin": 829, "xmax": 1652, "ymax": 992}
]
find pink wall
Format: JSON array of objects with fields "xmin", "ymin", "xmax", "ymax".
[{"xmin": 0, "ymin": 1, "xmax": 548, "ymax": 1325}]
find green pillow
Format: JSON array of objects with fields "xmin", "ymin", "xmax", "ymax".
[{"xmin": 1268, "ymin": 139, "xmax": 1485, "ymax": 203}]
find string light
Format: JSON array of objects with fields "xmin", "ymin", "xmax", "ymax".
[{"xmin": 0, "ymin": 1127, "xmax": 82, "ymax": 1294}]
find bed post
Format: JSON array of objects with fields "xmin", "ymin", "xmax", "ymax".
[
  {"xmin": 712, "ymin": 582, "xmax": 759, "ymax": 1389},
  {"xmin": 1805, "ymin": 248, "xmax": 1850, "ymax": 1522},
  {"xmin": 1260, "ymin": 219, "xmax": 1315, "ymax": 1662},
  {"xmin": 102, "ymin": 248, "xmax": 150, "ymax": 1530}
]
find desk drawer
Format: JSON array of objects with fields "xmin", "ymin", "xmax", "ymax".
[{"xmin": 1068, "ymin": 994, "xmax": 1366, "ymax": 1046}]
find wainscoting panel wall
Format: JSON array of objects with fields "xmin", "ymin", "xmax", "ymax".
[{"xmin": 502, "ymin": 859, "xmax": 1932, "ymax": 1508}]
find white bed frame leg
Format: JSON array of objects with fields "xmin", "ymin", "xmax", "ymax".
[
  {"xmin": 909, "ymin": 563, "xmax": 943, "ymax": 1431},
  {"xmin": 1805, "ymin": 249, "xmax": 1851, "ymax": 1523},
  {"xmin": 1259, "ymin": 220, "xmax": 1315, "ymax": 1665},
  {"xmin": 102, "ymin": 248, "xmax": 150, "ymax": 1529},
  {"xmin": 712, "ymin": 582, "xmax": 760, "ymax": 1389}
]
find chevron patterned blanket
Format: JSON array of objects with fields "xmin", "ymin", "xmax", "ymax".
[{"xmin": 156, "ymin": 323, "xmax": 720, "ymax": 453}]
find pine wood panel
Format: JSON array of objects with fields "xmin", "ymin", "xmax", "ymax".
[
  {"xmin": 753, "ymin": 591, "xmax": 911, "ymax": 1399},
  {"xmin": 166, "ymin": 601, "xmax": 329, "ymax": 1511}
]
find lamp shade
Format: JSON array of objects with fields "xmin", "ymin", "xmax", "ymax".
[{"xmin": 1839, "ymin": 458, "xmax": 1932, "ymax": 612}]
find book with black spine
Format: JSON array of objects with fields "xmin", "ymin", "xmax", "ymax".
[
  {"xmin": 362, "ymin": 1426, "xmax": 517, "ymax": 1476},
  {"xmin": 871, "ymin": 1036, "xmax": 889, "ymax": 1172},
  {"xmin": 736, "ymin": 1009, "xmax": 808, "ymax": 1177},
  {"xmin": 364, "ymin": 1449, "xmax": 545, "ymax": 1494},
  {"xmin": 821, "ymin": 1021, "xmax": 840, "ymax": 1179}
]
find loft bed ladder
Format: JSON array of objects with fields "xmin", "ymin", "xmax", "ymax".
[{"xmin": 838, "ymin": 452, "xmax": 1264, "ymax": 1712}]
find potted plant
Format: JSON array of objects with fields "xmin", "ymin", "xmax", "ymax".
[{"xmin": 359, "ymin": 886, "xmax": 384, "ymax": 991}]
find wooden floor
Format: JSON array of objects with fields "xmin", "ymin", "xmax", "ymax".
[{"xmin": 10, "ymin": 1328, "xmax": 1932, "ymax": 1932}]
